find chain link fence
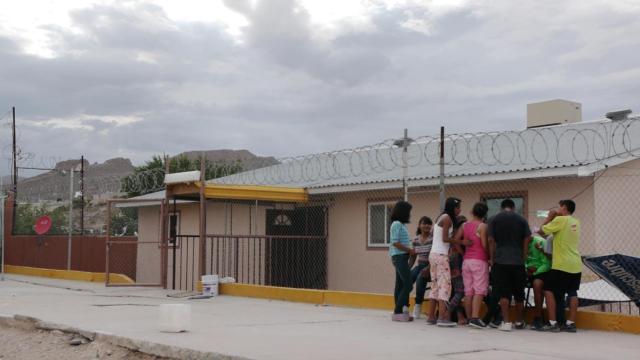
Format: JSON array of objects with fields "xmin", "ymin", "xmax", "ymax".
[
  {"xmin": 3, "ymin": 111, "xmax": 639, "ymax": 316},
  {"xmin": 154, "ymin": 117, "xmax": 638, "ymax": 316}
]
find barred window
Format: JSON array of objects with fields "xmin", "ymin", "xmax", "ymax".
[{"xmin": 368, "ymin": 202, "xmax": 394, "ymax": 247}]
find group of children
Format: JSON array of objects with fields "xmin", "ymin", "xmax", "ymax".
[{"xmin": 389, "ymin": 197, "xmax": 582, "ymax": 333}]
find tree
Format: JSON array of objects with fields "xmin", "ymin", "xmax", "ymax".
[
  {"xmin": 13, "ymin": 203, "xmax": 68, "ymax": 235},
  {"xmin": 120, "ymin": 155, "xmax": 244, "ymax": 198},
  {"xmin": 110, "ymin": 207, "xmax": 138, "ymax": 236}
]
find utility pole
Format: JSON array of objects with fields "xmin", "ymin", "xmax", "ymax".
[
  {"xmin": 402, "ymin": 129, "xmax": 409, "ymax": 201},
  {"xmin": 1, "ymin": 176, "xmax": 5, "ymax": 281},
  {"xmin": 11, "ymin": 107, "xmax": 17, "ymax": 234},
  {"xmin": 439, "ymin": 126, "xmax": 445, "ymax": 211},
  {"xmin": 11, "ymin": 107, "xmax": 17, "ymax": 212},
  {"xmin": 67, "ymin": 168, "xmax": 74, "ymax": 270},
  {"xmin": 393, "ymin": 129, "xmax": 414, "ymax": 202},
  {"xmin": 80, "ymin": 155, "xmax": 84, "ymax": 235}
]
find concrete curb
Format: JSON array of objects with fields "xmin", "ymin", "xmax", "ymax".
[
  {"xmin": 0, "ymin": 314, "xmax": 251, "ymax": 360},
  {"xmin": 218, "ymin": 283, "xmax": 640, "ymax": 334},
  {"xmin": 4, "ymin": 265, "xmax": 134, "ymax": 284}
]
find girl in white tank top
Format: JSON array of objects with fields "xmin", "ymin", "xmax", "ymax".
[{"xmin": 431, "ymin": 213, "xmax": 454, "ymax": 255}]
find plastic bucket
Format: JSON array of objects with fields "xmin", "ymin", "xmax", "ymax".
[{"xmin": 201, "ymin": 274, "xmax": 219, "ymax": 297}]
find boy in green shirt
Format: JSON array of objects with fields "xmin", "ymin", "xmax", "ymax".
[
  {"xmin": 526, "ymin": 235, "xmax": 551, "ymax": 330},
  {"xmin": 537, "ymin": 199, "xmax": 581, "ymax": 333}
]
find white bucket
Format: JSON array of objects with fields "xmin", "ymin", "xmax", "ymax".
[
  {"xmin": 158, "ymin": 304, "xmax": 191, "ymax": 333},
  {"xmin": 201, "ymin": 274, "xmax": 219, "ymax": 297}
]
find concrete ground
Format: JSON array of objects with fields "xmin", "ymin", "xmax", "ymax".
[{"xmin": 0, "ymin": 275, "xmax": 638, "ymax": 360}]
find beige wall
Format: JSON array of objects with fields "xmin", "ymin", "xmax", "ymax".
[
  {"xmin": 138, "ymin": 201, "xmax": 271, "ymax": 290},
  {"xmin": 324, "ymin": 176, "xmax": 596, "ymax": 294},
  {"xmin": 136, "ymin": 175, "xmax": 607, "ymax": 293},
  {"xmin": 135, "ymin": 206, "xmax": 162, "ymax": 284}
]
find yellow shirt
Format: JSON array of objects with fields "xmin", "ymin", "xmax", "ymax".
[{"xmin": 542, "ymin": 216, "xmax": 582, "ymax": 273}]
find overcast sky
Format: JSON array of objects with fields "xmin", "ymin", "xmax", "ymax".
[{"xmin": 1, "ymin": 0, "xmax": 639, "ymax": 176}]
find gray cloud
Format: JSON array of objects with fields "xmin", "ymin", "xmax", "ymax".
[{"xmin": 1, "ymin": 0, "xmax": 639, "ymax": 177}]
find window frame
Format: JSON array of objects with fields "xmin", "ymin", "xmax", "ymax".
[{"xmin": 366, "ymin": 200, "xmax": 396, "ymax": 249}]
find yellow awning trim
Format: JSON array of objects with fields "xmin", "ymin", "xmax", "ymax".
[{"xmin": 168, "ymin": 182, "xmax": 308, "ymax": 202}]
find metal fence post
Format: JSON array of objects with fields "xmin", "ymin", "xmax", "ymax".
[
  {"xmin": 1, "ymin": 179, "xmax": 5, "ymax": 281},
  {"xmin": 67, "ymin": 168, "xmax": 74, "ymax": 270},
  {"xmin": 439, "ymin": 126, "xmax": 445, "ymax": 211}
]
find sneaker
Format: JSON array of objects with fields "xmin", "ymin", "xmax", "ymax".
[
  {"xmin": 542, "ymin": 323, "xmax": 561, "ymax": 332},
  {"xmin": 412, "ymin": 304, "xmax": 422, "ymax": 320},
  {"xmin": 426, "ymin": 318, "xmax": 437, "ymax": 325},
  {"xmin": 436, "ymin": 319, "xmax": 457, "ymax": 327},
  {"xmin": 469, "ymin": 318, "xmax": 486, "ymax": 329},
  {"xmin": 515, "ymin": 321, "xmax": 526, "ymax": 330},
  {"xmin": 499, "ymin": 322, "xmax": 512, "ymax": 332},
  {"xmin": 392, "ymin": 313, "xmax": 411, "ymax": 322},
  {"xmin": 489, "ymin": 319, "xmax": 501, "ymax": 328},
  {"xmin": 530, "ymin": 317, "xmax": 544, "ymax": 331},
  {"xmin": 561, "ymin": 323, "xmax": 577, "ymax": 333},
  {"xmin": 401, "ymin": 306, "xmax": 414, "ymax": 321}
]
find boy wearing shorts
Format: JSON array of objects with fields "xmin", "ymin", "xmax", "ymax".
[
  {"xmin": 539, "ymin": 200, "xmax": 582, "ymax": 333},
  {"xmin": 488, "ymin": 199, "xmax": 531, "ymax": 331}
]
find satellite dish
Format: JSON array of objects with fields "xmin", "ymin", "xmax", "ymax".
[{"xmin": 34, "ymin": 215, "xmax": 53, "ymax": 235}]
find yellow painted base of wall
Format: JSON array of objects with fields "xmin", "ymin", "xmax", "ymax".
[
  {"xmin": 4, "ymin": 265, "xmax": 134, "ymax": 284},
  {"xmin": 213, "ymin": 283, "xmax": 640, "ymax": 335}
]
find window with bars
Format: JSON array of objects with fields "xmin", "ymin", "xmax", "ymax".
[{"xmin": 368, "ymin": 202, "xmax": 395, "ymax": 247}]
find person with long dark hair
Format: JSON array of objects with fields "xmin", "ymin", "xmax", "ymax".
[
  {"xmin": 389, "ymin": 200, "xmax": 415, "ymax": 322},
  {"xmin": 426, "ymin": 197, "xmax": 461, "ymax": 327},
  {"xmin": 408, "ymin": 216, "xmax": 433, "ymax": 319},
  {"xmin": 448, "ymin": 215, "xmax": 468, "ymax": 325},
  {"xmin": 458, "ymin": 202, "xmax": 490, "ymax": 328}
]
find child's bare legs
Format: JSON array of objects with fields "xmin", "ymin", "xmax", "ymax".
[
  {"xmin": 545, "ymin": 290, "xmax": 557, "ymax": 322},
  {"xmin": 499, "ymin": 297, "xmax": 511, "ymax": 323},
  {"xmin": 457, "ymin": 309, "xmax": 467, "ymax": 325},
  {"xmin": 427, "ymin": 299, "xmax": 437, "ymax": 321},
  {"xmin": 437, "ymin": 300, "xmax": 448, "ymax": 320},
  {"xmin": 533, "ymin": 279, "xmax": 544, "ymax": 318},
  {"xmin": 464, "ymin": 295, "xmax": 472, "ymax": 320},
  {"xmin": 568, "ymin": 296, "xmax": 578, "ymax": 322},
  {"xmin": 472, "ymin": 295, "xmax": 483, "ymax": 319}
]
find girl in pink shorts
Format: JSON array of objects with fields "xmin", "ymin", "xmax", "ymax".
[{"xmin": 459, "ymin": 202, "xmax": 490, "ymax": 329}]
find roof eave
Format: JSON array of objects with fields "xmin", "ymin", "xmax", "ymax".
[{"xmin": 307, "ymin": 166, "xmax": 586, "ymax": 195}]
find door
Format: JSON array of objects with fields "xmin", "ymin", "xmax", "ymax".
[{"xmin": 265, "ymin": 206, "xmax": 327, "ymax": 289}]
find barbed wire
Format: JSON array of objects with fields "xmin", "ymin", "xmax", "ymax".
[
  {"xmin": 8, "ymin": 117, "xmax": 640, "ymax": 202},
  {"xmin": 213, "ymin": 118, "xmax": 640, "ymax": 186}
]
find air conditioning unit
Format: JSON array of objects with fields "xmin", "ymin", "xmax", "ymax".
[{"xmin": 527, "ymin": 99, "xmax": 581, "ymax": 128}]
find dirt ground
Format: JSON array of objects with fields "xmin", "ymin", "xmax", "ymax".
[{"xmin": 0, "ymin": 326, "xmax": 172, "ymax": 360}]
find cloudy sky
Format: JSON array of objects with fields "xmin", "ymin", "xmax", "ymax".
[{"xmin": 1, "ymin": 0, "xmax": 639, "ymax": 176}]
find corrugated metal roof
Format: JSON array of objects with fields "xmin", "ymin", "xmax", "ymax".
[{"xmin": 210, "ymin": 117, "xmax": 640, "ymax": 193}]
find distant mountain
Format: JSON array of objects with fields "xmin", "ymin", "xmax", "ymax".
[
  {"xmin": 1, "ymin": 175, "xmax": 21, "ymax": 188},
  {"xmin": 15, "ymin": 150, "xmax": 277, "ymax": 203},
  {"xmin": 17, "ymin": 157, "xmax": 135, "ymax": 202},
  {"xmin": 178, "ymin": 149, "xmax": 279, "ymax": 171},
  {"xmin": 12, "ymin": 150, "xmax": 277, "ymax": 233}
]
